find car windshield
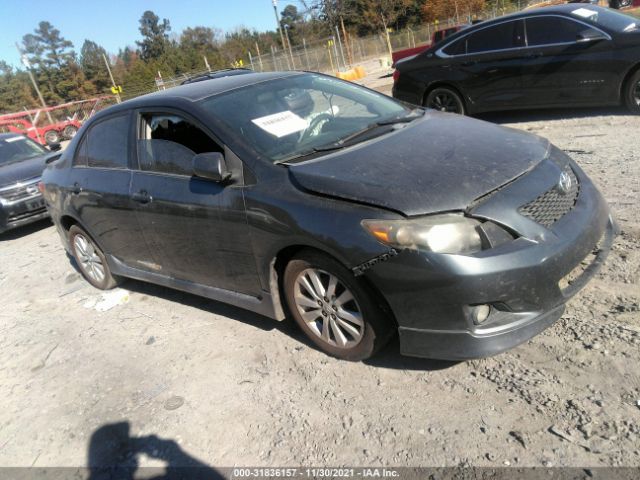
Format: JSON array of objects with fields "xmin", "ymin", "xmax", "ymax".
[
  {"xmin": 0, "ymin": 136, "xmax": 46, "ymax": 165},
  {"xmin": 570, "ymin": 6, "xmax": 639, "ymax": 32},
  {"xmin": 199, "ymin": 73, "xmax": 411, "ymax": 163}
]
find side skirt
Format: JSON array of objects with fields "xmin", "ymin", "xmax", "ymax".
[{"xmin": 107, "ymin": 255, "xmax": 279, "ymax": 320}]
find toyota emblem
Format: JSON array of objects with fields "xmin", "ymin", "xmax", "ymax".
[{"xmin": 557, "ymin": 171, "xmax": 572, "ymax": 195}]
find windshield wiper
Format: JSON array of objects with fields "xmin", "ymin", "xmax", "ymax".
[{"xmin": 274, "ymin": 109, "xmax": 426, "ymax": 165}]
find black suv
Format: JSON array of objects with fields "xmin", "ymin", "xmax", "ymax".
[{"xmin": 42, "ymin": 72, "xmax": 615, "ymax": 361}]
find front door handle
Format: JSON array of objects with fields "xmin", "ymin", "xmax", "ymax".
[
  {"xmin": 132, "ymin": 190, "xmax": 152, "ymax": 204},
  {"xmin": 71, "ymin": 182, "xmax": 82, "ymax": 195},
  {"xmin": 525, "ymin": 52, "xmax": 543, "ymax": 59},
  {"xmin": 461, "ymin": 60, "xmax": 477, "ymax": 67}
]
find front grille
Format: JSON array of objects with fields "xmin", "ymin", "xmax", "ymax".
[
  {"xmin": 8, "ymin": 206, "xmax": 47, "ymax": 223},
  {"xmin": 519, "ymin": 166, "xmax": 579, "ymax": 228},
  {"xmin": 0, "ymin": 178, "xmax": 41, "ymax": 202}
]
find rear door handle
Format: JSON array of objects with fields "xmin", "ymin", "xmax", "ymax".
[
  {"xmin": 461, "ymin": 60, "xmax": 477, "ymax": 67},
  {"xmin": 71, "ymin": 182, "xmax": 82, "ymax": 195},
  {"xmin": 526, "ymin": 52, "xmax": 543, "ymax": 59},
  {"xmin": 132, "ymin": 190, "xmax": 152, "ymax": 204}
]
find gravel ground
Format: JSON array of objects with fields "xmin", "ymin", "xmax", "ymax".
[{"xmin": 0, "ymin": 83, "xmax": 638, "ymax": 471}]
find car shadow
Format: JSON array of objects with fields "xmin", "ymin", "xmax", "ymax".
[
  {"xmin": 0, "ymin": 218, "xmax": 52, "ymax": 241},
  {"xmin": 476, "ymin": 106, "xmax": 629, "ymax": 125},
  {"xmin": 111, "ymin": 277, "xmax": 456, "ymax": 371},
  {"xmin": 364, "ymin": 336, "xmax": 459, "ymax": 371},
  {"xmin": 121, "ymin": 276, "xmax": 306, "ymax": 337},
  {"xmin": 87, "ymin": 421, "xmax": 224, "ymax": 480}
]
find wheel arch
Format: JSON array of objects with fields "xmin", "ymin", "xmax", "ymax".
[
  {"xmin": 268, "ymin": 244, "xmax": 399, "ymax": 329},
  {"xmin": 422, "ymin": 81, "xmax": 468, "ymax": 111},
  {"xmin": 620, "ymin": 62, "xmax": 640, "ymax": 102}
]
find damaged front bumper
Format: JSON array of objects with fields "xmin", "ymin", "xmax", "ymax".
[{"xmin": 364, "ymin": 163, "xmax": 617, "ymax": 360}]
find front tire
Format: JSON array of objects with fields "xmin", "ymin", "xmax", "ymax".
[
  {"xmin": 69, "ymin": 225, "xmax": 120, "ymax": 290},
  {"xmin": 283, "ymin": 250, "xmax": 393, "ymax": 361},
  {"xmin": 624, "ymin": 70, "xmax": 640, "ymax": 114},
  {"xmin": 425, "ymin": 87, "xmax": 465, "ymax": 115}
]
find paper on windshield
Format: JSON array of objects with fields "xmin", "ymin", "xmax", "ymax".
[
  {"xmin": 4, "ymin": 136, "xmax": 25, "ymax": 143},
  {"xmin": 252, "ymin": 110, "xmax": 307, "ymax": 138},
  {"xmin": 572, "ymin": 8, "xmax": 598, "ymax": 20}
]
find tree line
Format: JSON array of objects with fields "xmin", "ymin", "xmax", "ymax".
[{"xmin": 0, "ymin": 0, "xmax": 520, "ymax": 114}]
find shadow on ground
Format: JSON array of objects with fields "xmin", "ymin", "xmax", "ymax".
[
  {"xmin": 476, "ymin": 106, "xmax": 629, "ymax": 125},
  {"xmin": 0, "ymin": 218, "xmax": 52, "ymax": 241},
  {"xmin": 87, "ymin": 422, "xmax": 224, "ymax": 480}
]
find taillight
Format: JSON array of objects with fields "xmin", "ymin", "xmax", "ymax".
[
  {"xmin": 393, "ymin": 69, "xmax": 400, "ymax": 83},
  {"xmin": 37, "ymin": 181, "xmax": 45, "ymax": 194}
]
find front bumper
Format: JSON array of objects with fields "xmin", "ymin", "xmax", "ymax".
[
  {"xmin": 365, "ymin": 163, "xmax": 616, "ymax": 360},
  {"xmin": 0, "ymin": 189, "xmax": 48, "ymax": 234}
]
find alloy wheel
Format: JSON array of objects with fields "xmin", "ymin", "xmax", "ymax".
[
  {"xmin": 293, "ymin": 268, "xmax": 364, "ymax": 348},
  {"xmin": 428, "ymin": 91, "xmax": 462, "ymax": 114},
  {"xmin": 73, "ymin": 234, "xmax": 105, "ymax": 284},
  {"xmin": 634, "ymin": 80, "xmax": 640, "ymax": 106}
]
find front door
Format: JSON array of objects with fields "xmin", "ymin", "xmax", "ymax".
[
  {"xmin": 129, "ymin": 111, "xmax": 261, "ymax": 296},
  {"xmin": 519, "ymin": 15, "xmax": 617, "ymax": 106}
]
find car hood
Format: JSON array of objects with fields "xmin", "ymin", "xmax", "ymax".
[
  {"xmin": 288, "ymin": 112, "xmax": 550, "ymax": 216},
  {"xmin": 0, "ymin": 154, "xmax": 49, "ymax": 188}
]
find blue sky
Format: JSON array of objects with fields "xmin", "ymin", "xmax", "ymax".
[{"xmin": 1, "ymin": 0, "xmax": 291, "ymax": 67}]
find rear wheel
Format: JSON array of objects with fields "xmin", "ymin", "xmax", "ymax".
[
  {"xmin": 44, "ymin": 129, "xmax": 60, "ymax": 145},
  {"xmin": 63, "ymin": 125, "xmax": 78, "ymax": 139},
  {"xmin": 624, "ymin": 69, "xmax": 640, "ymax": 114},
  {"xmin": 69, "ymin": 225, "xmax": 120, "ymax": 290},
  {"xmin": 425, "ymin": 87, "xmax": 465, "ymax": 115},
  {"xmin": 283, "ymin": 250, "xmax": 394, "ymax": 361}
]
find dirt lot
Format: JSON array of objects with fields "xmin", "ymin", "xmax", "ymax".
[{"xmin": 0, "ymin": 80, "xmax": 639, "ymax": 471}]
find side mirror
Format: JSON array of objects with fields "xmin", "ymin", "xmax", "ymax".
[
  {"xmin": 192, "ymin": 152, "xmax": 231, "ymax": 182},
  {"xmin": 577, "ymin": 29, "xmax": 608, "ymax": 43},
  {"xmin": 48, "ymin": 142, "xmax": 62, "ymax": 152}
]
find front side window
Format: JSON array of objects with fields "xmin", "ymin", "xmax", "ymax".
[
  {"xmin": 466, "ymin": 20, "xmax": 525, "ymax": 54},
  {"xmin": 199, "ymin": 73, "xmax": 409, "ymax": 163},
  {"xmin": 137, "ymin": 114, "xmax": 222, "ymax": 176},
  {"xmin": 526, "ymin": 17, "xmax": 587, "ymax": 46},
  {"xmin": 85, "ymin": 114, "xmax": 129, "ymax": 169}
]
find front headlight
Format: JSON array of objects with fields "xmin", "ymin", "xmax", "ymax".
[{"xmin": 362, "ymin": 214, "xmax": 513, "ymax": 255}]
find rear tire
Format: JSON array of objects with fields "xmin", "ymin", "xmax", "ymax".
[
  {"xmin": 425, "ymin": 87, "xmax": 465, "ymax": 115},
  {"xmin": 69, "ymin": 225, "xmax": 120, "ymax": 290},
  {"xmin": 44, "ymin": 129, "xmax": 60, "ymax": 145},
  {"xmin": 63, "ymin": 125, "xmax": 78, "ymax": 139},
  {"xmin": 283, "ymin": 250, "xmax": 394, "ymax": 361},
  {"xmin": 623, "ymin": 69, "xmax": 640, "ymax": 114}
]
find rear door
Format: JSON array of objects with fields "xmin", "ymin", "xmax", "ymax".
[
  {"xmin": 129, "ymin": 109, "xmax": 261, "ymax": 296},
  {"xmin": 441, "ymin": 20, "xmax": 527, "ymax": 110},
  {"xmin": 519, "ymin": 15, "xmax": 617, "ymax": 106},
  {"xmin": 66, "ymin": 112, "xmax": 151, "ymax": 266}
]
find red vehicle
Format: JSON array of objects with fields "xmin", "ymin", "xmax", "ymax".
[
  {"xmin": 0, "ymin": 116, "xmax": 80, "ymax": 146},
  {"xmin": 0, "ymin": 97, "xmax": 112, "ymax": 146}
]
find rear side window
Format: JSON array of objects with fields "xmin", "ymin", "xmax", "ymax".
[
  {"xmin": 466, "ymin": 20, "xmax": 525, "ymax": 54},
  {"xmin": 137, "ymin": 114, "xmax": 222, "ymax": 176},
  {"xmin": 526, "ymin": 17, "xmax": 585, "ymax": 46},
  {"xmin": 443, "ymin": 38, "xmax": 467, "ymax": 56},
  {"xmin": 84, "ymin": 114, "xmax": 129, "ymax": 169}
]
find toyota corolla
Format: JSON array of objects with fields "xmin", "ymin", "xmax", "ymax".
[{"xmin": 41, "ymin": 72, "xmax": 616, "ymax": 361}]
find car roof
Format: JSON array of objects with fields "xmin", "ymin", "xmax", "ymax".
[
  {"xmin": 434, "ymin": 4, "xmax": 609, "ymax": 46},
  {"xmin": 115, "ymin": 71, "xmax": 302, "ymax": 109}
]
